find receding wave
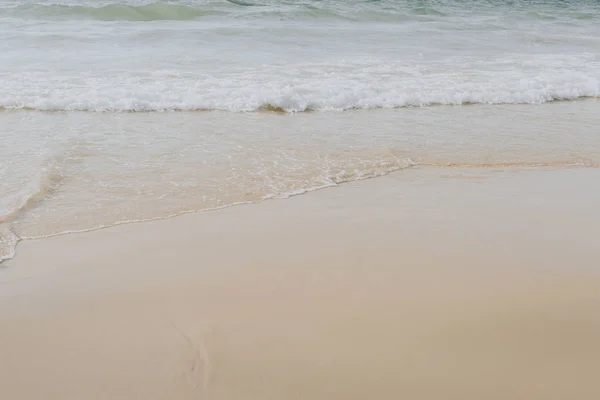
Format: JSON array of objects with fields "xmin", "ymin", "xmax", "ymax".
[
  {"xmin": 422, "ymin": 160, "xmax": 600, "ymax": 169},
  {"xmin": 0, "ymin": 158, "xmax": 64, "ymax": 263},
  {"xmin": 2, "ymin": 151, "xmax": 598, "ymax": 264},
  {"xmin": 0, "ymin": 156, "xmax": 415, "ymax": 263}
]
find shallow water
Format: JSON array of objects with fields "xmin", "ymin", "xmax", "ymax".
[{"xmin": 1, "ymin": 0, "xmax": 600, "ymax": 261}]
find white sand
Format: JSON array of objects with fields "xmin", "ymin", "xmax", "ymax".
[{"xmin": 2, "ymin": 167, "xmax": 600, "ymax": 399}]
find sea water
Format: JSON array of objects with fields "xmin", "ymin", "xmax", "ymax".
[{"xmin": 1, "ymin": 0, "xmax": 600, "ymax": 261}]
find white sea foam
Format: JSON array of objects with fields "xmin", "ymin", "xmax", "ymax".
[
  {"xmin": 0, "ymin": 228, "xmax": 19, "ymax": 264},
  {"xmin": 1, "ymin": 56, "xmax": 598, "ymax": 112}
]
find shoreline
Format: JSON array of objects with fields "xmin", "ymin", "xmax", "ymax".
[
  {"xmin": 3, "ymin": 100, "xmax": 599, "ymax": 266},
  {"xmin": 2, "ymin": 166, "xmax": 600, "ymax": 399},
  {"xmin": 3, "ymin": 163, "xmax": 598, "ymax": 266}
]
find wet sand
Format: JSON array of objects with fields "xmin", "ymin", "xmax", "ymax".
[{"xmin": 2, "ymin": 167, "xmax": 600, "ymax": 400}]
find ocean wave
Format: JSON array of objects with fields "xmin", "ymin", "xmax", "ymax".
[
  {"xmin": 1, "ymin": 53, "xmax": 598, "ymax": 112},
  {"xmin": 2, "ymin": 0, "xmax": 600, "ymax": 23},
  {"xmin": 0, "ymin": 1, "xmax": 498, "ymax": 22},
  {"xmin": 1, "ymin": 72, "xmax": 598, "ymax": 112},
  {"xmin": 412, "ymin": 6, "xmax": 446, "ymax": 16},
  {"xmin": 3, "ymin": 2, "xmax": 214, "ymax": 21}
]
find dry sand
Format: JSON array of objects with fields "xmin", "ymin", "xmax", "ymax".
[{"xmin": 1, "ymin": 167, "xmax": 600, "ymax": 400}]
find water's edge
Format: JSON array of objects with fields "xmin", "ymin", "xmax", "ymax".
[{"xmin": 4, "ymin": 162, "xmax": 599, "ymax": 266}]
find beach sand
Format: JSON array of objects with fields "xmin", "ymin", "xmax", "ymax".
[{"xmin": 2, "ymin": 167, "xmax": 600, "ymax": 400}]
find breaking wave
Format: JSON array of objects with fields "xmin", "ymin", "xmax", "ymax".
[
  {"xmin": 0, "ymin": 1, "xmax": 454, "ymax": 21},
  {"xmin": 3, "ymin": 3, "xmax": 213, "ymax": 21},
  {"xmin": 2, "ymin": 67, "xmax": 598, "ymax": 112}
]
